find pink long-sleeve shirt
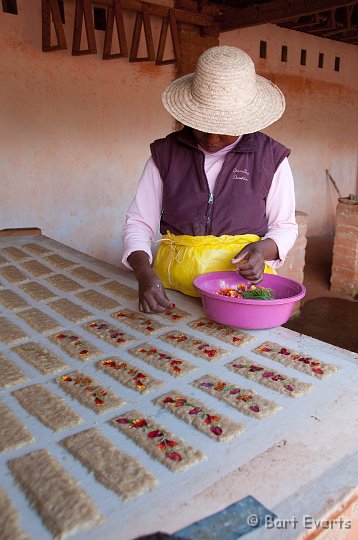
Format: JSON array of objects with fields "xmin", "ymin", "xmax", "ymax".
[{"xmin": 122, "ymin": 137, "xmax": 298, "ymax": 270}]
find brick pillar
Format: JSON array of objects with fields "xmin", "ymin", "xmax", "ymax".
[
  {"xmin": 277, "ymin": 211, "xmax": 308, "ymax": 284},
  {"xmin": 330, "ymin": 202, "xmax": 358, "ymax": 298},
  {"xmin": 175, "ymin": 1, "xmax": 219, "ymax": 77}
]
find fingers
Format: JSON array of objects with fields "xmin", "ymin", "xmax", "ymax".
[
  {"xmin": 234, "ymin": 258, "xmax": 264, "ymax": 283},
  {"xmin": 246, "ymin": 275, "xmax": 263, "ymax": 285},
  {"xmin": 230, "ymin": 253, "xmax": 247, "ymax": 265},
  {"xmin": 139, "ymin": 286, "xmax": 172, "ymax": 314}
]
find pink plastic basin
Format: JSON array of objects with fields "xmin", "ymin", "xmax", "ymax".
[{"xmin": 193, "ymin": 271, "xmax": 306, "ymax": 330}]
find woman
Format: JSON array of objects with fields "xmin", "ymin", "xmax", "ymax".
[{"xmin": 122, "ymin": 46, "xmax": 298, "ymax": 313}]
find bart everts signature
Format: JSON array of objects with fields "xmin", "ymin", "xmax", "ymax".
[{"xmin": 246, "ymin": 514, "xmax": 352, "ymax": 530}]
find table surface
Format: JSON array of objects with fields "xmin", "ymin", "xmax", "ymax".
[{"xmin": 0, "ymin": 234, "xmax": 357, "ymax": 540}]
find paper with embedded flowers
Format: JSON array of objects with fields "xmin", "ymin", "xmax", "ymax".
[
  {"xmin": 110, "ymin": 409, "xmax": 206, "ymax": 472},
  {"xmin": 96, "ymin": 358, "xmax": 163, "ymax": 394},
  {"xmin": 159, "ymin": 331, "xmax": 229, "ymax": 361},
  {"xmin": 188, "ymin": 318, "xmax": 255, "ymax": 347},
  {"xmin": 57, "ymin": 371, "xmax": 124, "ymax": 414},
  {"xmin": 128, "ymin": 343, "xmax": 197, "ymax": 377},
  {"xmin": 192, "ymin": 374, "xmax": 281, "ymax": 419},
  {"xmin": 111, "ymin": 308, "xmax": 166, "ymax": 335},
  {"xmin": 50, "ymin": 331, "xmax": 104, "ymax": 361},
  {"xmin": 254, "ymin": 341, "xmax": 340, "ymax": 379},
  {"xmin": 226, "ymin": 356, "xmax": 314, "ymax": 397},
  {"xmin": 82, "ymin": 319, "xmax": 136, "ymax": 347},
  {"xmin": 154, "ymin": 391, "xmax": 244, "ymax": 441}
]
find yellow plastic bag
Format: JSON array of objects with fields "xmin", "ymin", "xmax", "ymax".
[{"xmin": 153, "ymin": 231, "xmax": 276, "ymax": 297}]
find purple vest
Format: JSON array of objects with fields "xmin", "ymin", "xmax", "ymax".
[{"xmin": 150, "ymin": 127, "xmax": 290, "ymax": 237}]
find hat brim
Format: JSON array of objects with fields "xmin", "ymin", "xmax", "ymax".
[{"xmin": 161, "ymin": 73, "xmax": 285, "ymax": 136}]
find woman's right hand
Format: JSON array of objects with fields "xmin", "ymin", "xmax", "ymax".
[
  {"xmin": 127, "ymin": 250, "xmax": 172, "ymax": 313},
  {"xmin": 136, "ymin": 268, "xmax": 172, "ymax": 313}
]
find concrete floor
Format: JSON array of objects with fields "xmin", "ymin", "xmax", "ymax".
[{"xmin": 284, "ymin": 235, "xmax": 358, "ymax": 353}]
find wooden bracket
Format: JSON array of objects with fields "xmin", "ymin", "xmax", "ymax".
[
  {"xmin": 156, "ymin": 9, "xmax": 182, "ymax": 68},
  {"xmin": 129, "ymin": 2, "xmax": 155, "ymax": 62},
  {"xmin": 72, "ymin": 0, "xmax": 97, "ymax": 56},
  {"xmin": 103, "ymin": 0, "xmax": 128, "ymax": 59},
  {"xmin": 42, "ymin": 0, "xmax": 67, "ymax": 52}
]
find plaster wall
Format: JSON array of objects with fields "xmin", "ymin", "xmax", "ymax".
[
  {"xmin": 0, "ymin": 0, "xmax": 176, "ymax": 266},
  {"xmin": 1, "ymin": 4, "xmax": 358, "ymax": 268},
  {"xmin": 221, "ymin": 24, "xmax": 358, "ymax": 236}
]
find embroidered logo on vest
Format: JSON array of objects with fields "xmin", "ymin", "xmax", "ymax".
[{"xmin": 233, "ymin": 168, "xmax": 249, "ymax": 181}]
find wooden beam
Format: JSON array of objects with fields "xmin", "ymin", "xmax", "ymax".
[
  {"xmin": 320, "ymin": 26, "xmax": 355, "ymax": 36},
  {"xmin": 90, "ymin": 0, "xmax": 213, "ymax": 27},
  {"xmin": 215, "ymin": 0, "xmax": 358, "ymax": 32},
  {"xmin": 0, "ymin": 228, "xmax": 42, "ymax": 238},
  {"xmin": 284, "ymin": 9, "xmax": 336, "ymax": 32}
]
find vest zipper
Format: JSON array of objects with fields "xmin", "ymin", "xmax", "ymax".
[
  {"xmin": 205, "ymin": 152, "xmax": 233, "ymax": 234},
  {"xmin": 206, "ymin": 192, "xmax": 214, "ymax": 233}
]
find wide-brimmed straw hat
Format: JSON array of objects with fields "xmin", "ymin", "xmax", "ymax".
[{"xmin": 161, "ymin": 46, "xmax": 285, "ymax": 136}]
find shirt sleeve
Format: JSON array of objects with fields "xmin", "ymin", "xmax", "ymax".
[
  {"xmin": 121, "ymin": 157, "xmax": 163, "ymax": 269},
  {"xmin": 262, "ymin": 157, "xmax": 298, "ymax": 269}
]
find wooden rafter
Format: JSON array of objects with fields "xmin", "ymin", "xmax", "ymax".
[
  {"xmin": 215, "ymin": 0, "xmax": 358, "ymax": 32},
  {"xmin": 72, "ymin": 0, "xmax": 97, "ymax": 56},
  {"xmin": 103, "ymin": 0, "xmax": 128, "ymax": 59},
  {"xmin": 156, "ymin": 9, "xmax": 182, "ymax": 67},
  {"xmin": 42, "ymin": 0, "xmax": 67, "ymax": 52}
]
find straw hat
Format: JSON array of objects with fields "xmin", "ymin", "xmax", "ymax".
[{"xmin": 161, "ymin": 46, "xmax": 285, "ymax": 136}]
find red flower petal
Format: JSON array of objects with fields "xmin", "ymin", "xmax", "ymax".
[
  {"xmin": 188, "ymin": 408, "xmax": 201, "ymax": 415},
  {"xmin": 116, "ymin": 418, "xmax": 129, "ymax": 424},
  {"xmin": 250, "ymin": 405, "xmax": 260, "ymax": 413},
  {"xmin": 132, "ymin": 419, "xmax": 147, "ymax": 428},
  {"xmin": 147, "ymin": 430, "xmax": 163, "ymax": 438},
  {"xmin": 103, "ymin": 360, "xmax": 116, "ymax": 367},
  {"xmin": 164, "ymin": 439, "xmax": 177, "ymax": 448},
  {"xmin": 210, "ymin": 426, "xmax": 223, "ymax": 436},
  {"xmin": 205, "ymin": 349, "xmax": 218, "ymax": 358},
  {"xmin": 165, "ymin": 451, "xmax": 182, "ymax": 461}
]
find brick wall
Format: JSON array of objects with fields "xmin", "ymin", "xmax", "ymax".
[
  {"xmin": 175, "ymin": 0, "xmax": 219, "ymax": 77},
  {"xmin": 330, "ymin": 202, "xmax": 358, "ymax": 298}
]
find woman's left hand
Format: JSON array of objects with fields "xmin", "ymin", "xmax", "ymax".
[{"xmin": 231, "ymin": 243, "xmax": 265, "ymax": 284}]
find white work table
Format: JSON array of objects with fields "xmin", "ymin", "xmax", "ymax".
[{"xmin": 0, "ymin": 232, "xmax": 357, "ymax": 540}]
